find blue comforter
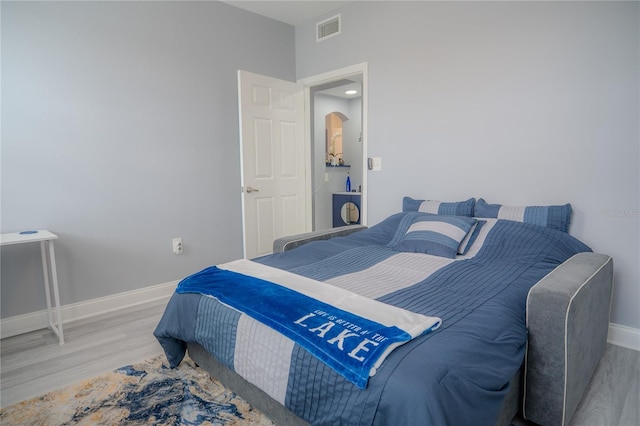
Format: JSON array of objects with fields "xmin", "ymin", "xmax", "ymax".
[{"xmin": 154, "ymin": 212, "xmax": 591, "ymax": 425}]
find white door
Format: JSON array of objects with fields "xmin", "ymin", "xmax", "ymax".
[{"xmin": 238, "ymin": 70, "xmax": 309, "ymax": 259}]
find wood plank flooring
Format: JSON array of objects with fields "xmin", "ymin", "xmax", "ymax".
[
  {"xmin": 1, "ymin": 298, "xmax": 168, "ymax": 408},
  {"xmin": 1, "ymin": 298, "xmax": 639, "ymax": 426},
  {"xmin": 569, "ymin": 343, "xmax": 640, "ymax": 426}
]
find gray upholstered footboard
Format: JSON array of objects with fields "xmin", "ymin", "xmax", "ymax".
[
  {"xmin": 523, "ymin": 252, "xmax": 614, "ymax": 426},
  {"xmin": 273, "ymin": 225, "xmax": 367, "ymax": 253}
]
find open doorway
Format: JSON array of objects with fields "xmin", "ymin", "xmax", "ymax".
[{"xmin": 300, "ymin": 63, "xmax": 368, "ymax": 231}]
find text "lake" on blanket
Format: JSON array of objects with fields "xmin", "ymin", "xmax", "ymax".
[{"xmin": 294, "ymin": 312, "xmax": 385, "ymax": 362}]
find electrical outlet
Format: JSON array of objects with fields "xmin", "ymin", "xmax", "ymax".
[
  {"xmin": 172, "ymin": 237, "xmax": 183, "ymax": 255},
  {"xmin": 324, "ymin": 172, "xmax": 329, "ymax": 182}
]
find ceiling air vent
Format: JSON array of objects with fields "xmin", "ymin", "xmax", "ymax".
[{"xmin": 317, "ymin": 14, "xmax": 341, "ymax": 42}]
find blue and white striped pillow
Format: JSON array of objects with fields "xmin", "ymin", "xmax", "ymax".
[
  {"xmin": 474, "ymin": 198, "xmax": 572, "ymax": 233},
  {"xmin": 393, "ymin": 213, "xmax": 477, "ymax": 258},
  {"xmin": 402, "ymin": 197, "xmax": 475, "ymax": 217}
]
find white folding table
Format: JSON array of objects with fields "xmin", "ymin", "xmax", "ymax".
[{"xmin": 1, "ymin": 230, "xmax": 64, "ymax": 344}]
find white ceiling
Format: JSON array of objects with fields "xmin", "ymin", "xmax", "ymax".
[{"xmin": 220, "ymin": 1, "xmax": 352, "ymax": 26}]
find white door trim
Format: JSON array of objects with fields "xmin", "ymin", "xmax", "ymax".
[
  {"xmin": 299, "ymin": 62, "xmax": 369, "ymax": 227},
  {"xmin": 237, "ymin": 71, "xmax": 248, "ymax": 258}
]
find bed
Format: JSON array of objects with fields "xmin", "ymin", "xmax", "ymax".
[{"xmin": 154, "ymin": 197, "xmax": 613, "ymax": 426}]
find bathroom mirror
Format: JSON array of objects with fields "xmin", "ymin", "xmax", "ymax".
[
  {"xmin": 325, "ymin": 112, "xmax": 348, "ymax": 165},
  {"xmin": 340, "ymin": 202, "xmax": 360, "ymax": 224}
]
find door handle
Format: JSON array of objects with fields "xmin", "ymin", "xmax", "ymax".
[{"xmin": 245, "ymin": 186, "xmax": 259, "ymax": 193}]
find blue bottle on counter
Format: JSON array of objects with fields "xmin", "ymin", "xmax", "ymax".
[{"xmin": 346, "ymin": 173, "xmax": 351, "ymax": 192}]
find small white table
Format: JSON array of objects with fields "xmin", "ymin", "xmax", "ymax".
[{"xmin": 1, "ymin": 230, "xmax": 64, "ymax": 345}]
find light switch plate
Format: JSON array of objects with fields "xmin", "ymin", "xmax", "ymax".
[{"xmin": 371, "ymin": 157, "xmax": 382, "ymax": 171}]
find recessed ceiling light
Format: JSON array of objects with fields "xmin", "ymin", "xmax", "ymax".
[{"xmin": 345, "ymin": 89, "xmax": 358, "ymax": 95}]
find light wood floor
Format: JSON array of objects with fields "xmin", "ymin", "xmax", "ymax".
[
  {"xmin": 1, "ymin": 298, "xmax": 639, "ymax": 426},
  {"xmin": 1, "ymin": 298, "xmax": 168, "ymax": 408}
]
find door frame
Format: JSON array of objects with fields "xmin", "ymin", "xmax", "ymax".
[{"xmin": 299, "ymin": 62, "xmax": 369, "ymax": 228}]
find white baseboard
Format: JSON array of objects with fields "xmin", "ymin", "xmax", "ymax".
[
  {"xmin": 0, "ymin": 280, "xmax": 178, "ymax": 339},
  {"xmin": 608, "ymin": 323, "xmax": 640, "ymax": 352}
]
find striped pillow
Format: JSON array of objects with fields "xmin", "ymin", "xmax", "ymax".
[
  {"xmin": 474, "ymin": 198, "xmax": 572, "ymax": 233},
  {"xmin": 402, "ymin": 197, "xmax": 475, "ymax": 217},
  {"xmin": 393, "ymin": 213, "xmax": 477, "ymax": 258}
]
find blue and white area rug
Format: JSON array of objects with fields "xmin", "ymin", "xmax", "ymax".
[{"xmin": 0, "ymin": 356, "xmax": 274, "ymax": 425}]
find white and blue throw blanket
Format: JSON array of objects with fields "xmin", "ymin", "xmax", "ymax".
[
  {"xmin": 155, "ymin": 212, "xmax": 592, "ymax": 426},
  {"xmin": 174, "ymin": 259, "xmax": 441, "ymax": 388}
]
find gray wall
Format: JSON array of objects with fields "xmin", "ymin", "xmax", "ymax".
[
  {"xmin": 296, "ymin": 1, "xmax": 640, "ymax": 330},
  {"xmin": 1, "ymin": 1, "xmax": 295, "ymax": 317}
]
